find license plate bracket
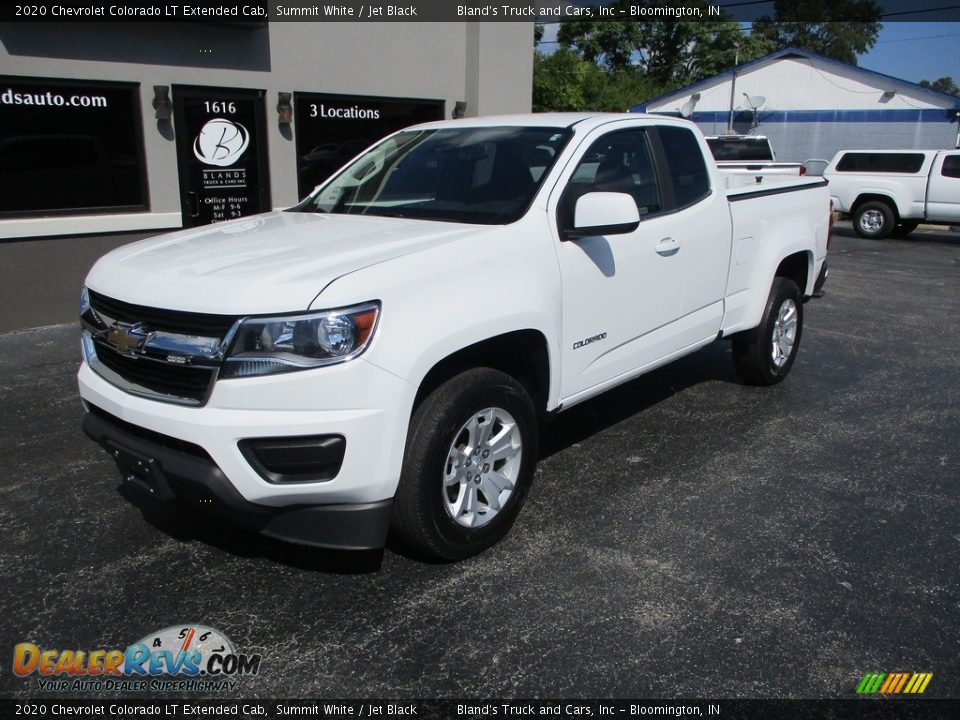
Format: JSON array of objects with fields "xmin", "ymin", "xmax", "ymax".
[{"xmin": 106, "ymin": 441, "xmax": 176, "ymax": 501}]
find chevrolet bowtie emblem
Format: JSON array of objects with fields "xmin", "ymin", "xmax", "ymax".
[{"xmin": 102, "ymin": 323, "xmax": 154, "ymax": 355}]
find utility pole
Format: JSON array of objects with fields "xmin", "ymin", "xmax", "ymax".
[{"xmin": 726, "ymin": 44, "xmax": 740, "ymax": 134}]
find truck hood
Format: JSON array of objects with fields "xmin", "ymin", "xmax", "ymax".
[{"xmin": 85, "ymin": 211, "xmax": 481, "ymax": 315}]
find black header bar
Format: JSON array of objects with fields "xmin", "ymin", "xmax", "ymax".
[{"xmin": 3, "ymin": 1, "xmax": 960, "ymax": 22}]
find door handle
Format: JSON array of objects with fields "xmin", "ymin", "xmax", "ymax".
[
  {"xmin": 186, "ymin": 191, "xmax": 199, "ymax": 218},
  {"xmin": 655, "ymin": 237, "xmax": 681, "ymax": 256}
]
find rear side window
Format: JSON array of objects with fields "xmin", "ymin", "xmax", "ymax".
[
  {"xmin": 942, "ymin": 156, "xmax": 960, "ymax": 179},
  {"xmin": 706, "ymin": 138, "xmax": 774, "ymax": 161},
  {"xmin": 836, "ymin": 153, "xmax": 925, "ymax": 174},
  {"xmin": 657, "ymin": 126, "xmax": 711, "ymax": 208}
]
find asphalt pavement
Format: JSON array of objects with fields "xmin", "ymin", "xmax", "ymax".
[{"xmin": 1, "ymin": 224, "xmax": 958, "ymax": 699}]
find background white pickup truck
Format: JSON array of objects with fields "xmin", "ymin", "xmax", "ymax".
[
  {"xmin": 824, "ymin": 148, "xmax": 960, "ymax": 239},
  {"xmin": 705, "ymin": 134, "xmax": 804, "ymax": 189},
  {"xmin": 79, "ymin": 113, "xmax": 831, "ymax": 559}
]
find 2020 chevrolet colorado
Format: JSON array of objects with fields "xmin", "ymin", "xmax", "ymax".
[{"xmin": 79, "ymin": 113, "xmax": 831, "ymax": 559}]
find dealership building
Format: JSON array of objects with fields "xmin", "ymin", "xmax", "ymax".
[
  {"xmin": 631, "ymin": 47, "xmax": 960, "ymax": 164},
  {"xmin": 0, "ymin": 21, "xmax": 533, "ymax": 331}
]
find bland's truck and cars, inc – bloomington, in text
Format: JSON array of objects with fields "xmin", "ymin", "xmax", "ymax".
[{"xmin": 78, "ymin": 113, "xmax": 831, "ymax": 559}]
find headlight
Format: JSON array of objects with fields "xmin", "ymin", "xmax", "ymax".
[
  {"xmin": 79, "ymin": 287, "xmax": 97, "ymax": 363},
  {"xmin": 80, "ymin": 286, "xmax": 91, "ymax": 317},
  {"xmin": 221, "ymin": 302, "xmax": 380, "ymax": 378}
]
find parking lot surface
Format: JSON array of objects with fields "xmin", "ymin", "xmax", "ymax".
[{"xmin": 1, "ymin": 225, "xmax": 958, "ymax": 699}]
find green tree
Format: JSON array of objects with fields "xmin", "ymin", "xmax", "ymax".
[
  {"xmin": 555, "ymin": 1, "xmax": 772, "ymax": 87},
  {"xmin": 670, "ymin": 23, "xmax": 774, "ymax": 85},
  {"xmin": 919, "ymin": 77, "xmax": 960, "ymax": 96},
  {"xmin": 533, "ymin": 48, "xmax": 605, "ymax": 112},
  {"xmin": 556, "ymin": 12, "xmax": 643, "ymax": 72},
  {"xmin": 532, "ymin": 48, "xmax": 665, "ymax": 113},
  {"xmin": 753, "ymin": 0, "xmax": 883, "ymax": 65}
]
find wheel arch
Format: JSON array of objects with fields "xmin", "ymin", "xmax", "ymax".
[
  {"xmin": 852, "ymin": 193, "xmax": 902, "ymax": 220},
  {"xmin": 774, "ymin": 250, "xmax": 814, "ymax": 299},
  {"xmin": 412, "ymin": 329, "xmax": 553, "ymax": 419}
]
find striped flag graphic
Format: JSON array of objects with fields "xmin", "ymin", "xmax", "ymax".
[{"xmin": 857, "ymin": 672, "xmax": 932, "ymax": 694}]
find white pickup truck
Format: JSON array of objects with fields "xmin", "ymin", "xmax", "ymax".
[
  {"xmin": 705, "ymin": 135, "xmax": 804, "ymax": 188},
  {"xmin": 823, "ymin": 148, "xmax": 960, "ymax": 239},
  {"xmin": 79, "ymin": 113, "xmax": 831, "ymax": 559}
]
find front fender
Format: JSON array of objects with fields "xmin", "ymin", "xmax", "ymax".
[{"xmin": 313, "ymin": 215, "xmax": 564, "ymax": 410}]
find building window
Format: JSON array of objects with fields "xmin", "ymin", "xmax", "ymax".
[
  {"xmin": 293, "ymin": 92, "xmax": 443, "ymax": 198},
  {"xmin": 0, "ymin": 77, "xmax": 147, "ymax": 217}
]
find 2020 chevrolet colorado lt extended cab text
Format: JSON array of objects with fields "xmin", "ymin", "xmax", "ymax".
[{"xmin": 79, "ymin": 113, "xmax": 831, "ymax": 559}]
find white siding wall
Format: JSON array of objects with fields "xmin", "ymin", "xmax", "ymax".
[{"xmin": 648, "ymin": 57, "xmax": 951, "ymax": 114}]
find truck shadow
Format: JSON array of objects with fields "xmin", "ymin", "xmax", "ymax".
[
  {"xmin": 120, "ymin": 485, "xmax": 386, "ymax": 575},
  {"xmin": 539, "ymin": 339, "xmax": 739, "ymax": 460},
  {"xmin": 832, "ymin": 221, "xmax": 960, "ymax": 246}
]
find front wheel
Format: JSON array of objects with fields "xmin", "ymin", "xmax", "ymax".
[
  {"xmin": 392, "ymin": 368, "xmax": 539, "ymax": 560},
  {"xmin": 732, "ymin": 277, "xmax": 804, "ymax": 386}
]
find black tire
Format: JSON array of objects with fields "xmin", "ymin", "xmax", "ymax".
[
  {"xmin": 732, "ymin": 277, "xmax": 804, "ymax": 386},
  {"xmin": 891, "ymin": 220, "xmax": 919, "ymax": 238},
  {"xmin": 392, "ymin": 368, "xmax": 539, "ymax": 560},
  {"xmin": 852, "ymin": 200, "xmax": 895, "ymax": 239}
]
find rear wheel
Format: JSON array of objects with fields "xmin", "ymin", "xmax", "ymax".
[
  {"xmin": 853, "ymin": 201, "xmax": 895, "ymax": 239},
  {"xmin": 732, "ymin": 278, "xmax": 804, "ymax": 386},
  {"xmin": 392, "ymin": 368, "xmax": 538, "ymax": 560}
]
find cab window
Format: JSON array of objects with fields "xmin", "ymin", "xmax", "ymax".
[
  {"xmin": 559, "ymin": 128, "xmax": 662, "ymax": 231},
  {"xmin": 942, "ymin": 155, "xmax": 960, "ymax": 179}
]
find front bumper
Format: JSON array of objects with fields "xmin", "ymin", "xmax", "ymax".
[
  {"xmin": 82, "ymin": 406, "xmax": 392, "ymax": 550},
  {"xmin": 78, "ymin": 354, "xmax": 417, "ymax": 549}
]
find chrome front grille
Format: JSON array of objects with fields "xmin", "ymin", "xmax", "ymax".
[
  {"xmin": 82, "ymin": 291, "xmax": 240, "ymax": 406},
  {"xmin": 87, "ymin": 290, "xmax": 238, "ymax": 337}
]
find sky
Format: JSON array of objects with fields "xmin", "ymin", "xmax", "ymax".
[
  {"xmin": 539, "ymin": 21, "xmax": 960, "ymax": 90},
  {"xmin": 860, "ymin": 23, "xmax": 960, "ymax": 85}
]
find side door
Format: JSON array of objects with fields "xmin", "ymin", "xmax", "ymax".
[
  {"xmin": 172, "ymin": 85, "xmax": 271, "ymax": 227},
  {"xmin": 655, "ymin": 125, "xmax": 732, "ymax": 351},
  {"xmin": 551, "ymin": 125, "xmax": 685, "ymax": 400},
  {"xmin": 926, "ymin": 152, "xmax": 960, "ymax": 222}
]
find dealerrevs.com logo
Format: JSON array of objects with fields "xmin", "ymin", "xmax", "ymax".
[{"xmin": 12, "ymin": 624, "xmax": 261, "ymax": 693}]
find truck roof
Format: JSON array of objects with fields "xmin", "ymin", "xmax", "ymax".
[
  {"xmin": 704, "ymin": 135, "xmax": 770, "ymax": 141},
  {"xmin": 832, "ymin": 149, "xmax": 943, "ymax": 154},
  {"xmin": 407, "ymin": 112, "xmax": 674, "ymax": 132}
]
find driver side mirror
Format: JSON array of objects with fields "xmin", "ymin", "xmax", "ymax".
[{"xmin": 563, "ymin": 192, "xmax": 640, "ymax": 241}]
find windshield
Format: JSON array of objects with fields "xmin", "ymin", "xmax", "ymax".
[{"xmin": 291, "ymin": 126, "xmax": 572, "ymax": 225}]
